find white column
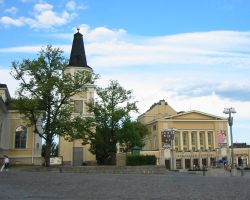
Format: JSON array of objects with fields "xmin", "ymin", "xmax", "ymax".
[
  {"xmin": 199, "ymin": 157, "xmax": 203, "ymax": 169},
  {"xmin": 180, "ymin": 131, "xmax": 183, "ymax": 151},
  {"xmin": 161, "ymin": 149, "xmax": 166, "ymax": 166},
  {"xmin": 213, "ymin": 131, "xmax": 216, "ymax": 149},
  {"xmin": 207, "ymin": 157, "xmax": 211, "ymax": 167},
  {"xmin": 190, "ymin": 157, "xmax": 193, "ymax": 169},
  {"xmin": 170, "ymin": 138, "xmax": 176, "ymax": 170},
  {"xmin": 205, "ymin": 131, "xmax": 209, "ymax": 150},
  {"xmin": 197, "ymin": 131, "xmax": 200, "ymax": 150},
  {"xmin": 181, "ymin": 157, "xmax": 185, "ymax": 169},
  {"xmin": 188, "ymin": 131, "xmax": 192, "ymax": 151}
]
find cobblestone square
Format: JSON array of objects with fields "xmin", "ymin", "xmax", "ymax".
[{"xmin": 0, "ymin": 170, "xmax": 249, "ymax": 200}]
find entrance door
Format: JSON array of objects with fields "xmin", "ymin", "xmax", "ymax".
[
  {"xmin": 73, "ymin": 147, "xmax": 83, "ymax": 166},
  {"xmin": 185, "ymin": 159, "xmax": 190, "ymax": 169},
  {"xmin": 165, "ymin": 160, "xmax": 170, "ymax": 169},
  {"xmin": 202, "ymin": 158, "xmax": 207, "ymax": 167},
  {"xmin": 176, "ymin": 159, "xmax": 182, "ymax": 169}
]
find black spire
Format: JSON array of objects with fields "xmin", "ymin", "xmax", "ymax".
[{"xmin": 69, "ymin": 28, "xmax": 91, "ymax": 68}]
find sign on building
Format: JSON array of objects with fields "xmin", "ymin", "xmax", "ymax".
[
  {"xmin": 161, "ymin": 129, "xmax": 174, "ymax": 148},
  {"xmin": 217, "ymin": 130, "xmax": 227, "ymax": 147}
]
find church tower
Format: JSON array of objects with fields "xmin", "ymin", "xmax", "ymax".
[
  {"xmin": 64, "ymin": 28, "xmax": 95, "ymax": 116},
  {"xmin": 59, "ymin": 29, "xmax": 96, "ymax": 165}
]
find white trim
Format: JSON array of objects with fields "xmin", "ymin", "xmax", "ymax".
[{"xmin": 165, "ymin": 110, "xmax": 226, "ymax": 120}]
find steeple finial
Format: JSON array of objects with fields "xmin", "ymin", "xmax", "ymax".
[{"xmin": 77, "ymin": 27, "xmax": 80, "ymax": 33}]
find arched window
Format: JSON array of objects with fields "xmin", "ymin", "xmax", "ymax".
[{"xmin": 15, "ymin": 126, "xmax": 27, "ymax": 149}]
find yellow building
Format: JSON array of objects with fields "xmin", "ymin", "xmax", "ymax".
[
  {"xmin": 0, "ymin": 84, "xmax": 42, "ymax": 165},
  {"xmin": 138, "ymin": 100, "xmax": 230, "ymax": 170},
  {"xmin": 59, "ymin": 30, "xmax": 96, "ymax": 165}
]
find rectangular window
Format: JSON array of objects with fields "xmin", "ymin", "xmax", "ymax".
[
  {"xmin": 183, "ymin": 131, "xmax": 187, "ymax": 145},
  {"xmin": 15, "ymin": 126, "xmax": 27, "ymax": 149},
  {"xmin": 175, "ymin": 133, "xmax": 179, "ymax": 146},
  {"xmin": 208, "ymin": 131, "xmax": 213, "ymax": 145},
  {"xmin": 74, "ymin": 100, "xmax": 83, "ymax": 113},
  {"xmin": 199, "ymin": 132, "xmax": 204, "ymax": 145},
  {"xmin": 191, "ymin": 131, "xmax": 196, "ymax": 145},
  {"xmin": 153, "ymin": 125, "xmax": 156, "ymax": 131}
]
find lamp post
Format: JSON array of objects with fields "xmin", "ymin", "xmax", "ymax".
[
  {"xmin": 161, "ymin": 128, "xmax": 177, "ymax": 170},
  {"xmin": 223, "ymin": 107, "xmax": 236, "ymax": 176},
  {"xmin": 170, "ymin": 128, "xmax": 177, "ymax": 170}
]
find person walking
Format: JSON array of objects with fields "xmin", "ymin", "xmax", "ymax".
[{"xmin": 1, "ymin": 155, "xmax": 10, "ymax": 172}]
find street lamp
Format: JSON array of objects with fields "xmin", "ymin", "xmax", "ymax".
[
  {"xmin": 161, "ymin": 128, "xmax": 177, "ymax": 170},
  {"xmin": 170, "ymin": 128, "xmax": 177, "ymax": 170},
  {"xmin": 223, "ymin": 107, "xmax": 236, "ymax": 176}
]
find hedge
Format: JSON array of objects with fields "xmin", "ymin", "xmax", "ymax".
[{"xmin": 126, "ymin": 155, "xmax": 157, "ymax": 166}]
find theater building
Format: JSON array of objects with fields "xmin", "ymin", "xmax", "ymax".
[
  {"xmin": 138, "ymin": 100, "xmax": 230, "ymax": 169},
  {"xmin": 0, "ymin": 84, "xmax": 42, "ymax": 165}
]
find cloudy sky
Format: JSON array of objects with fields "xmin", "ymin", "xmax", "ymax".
[{"xmin": 0, "ymin": 0, "xmax": 250, "ymax": 143}]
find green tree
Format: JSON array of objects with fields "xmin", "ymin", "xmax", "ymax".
[
  {"xmin": 11, "ymin": 45, "xmax": 96, "ymax": 166},
  {"xmin": 42, "ymin": 142, "xmax": 59, "ymax": 157},
  {"xmin": 82, "ymin": 80, "xmax": 147, "ymax": 165},
  {"xmin": 118, "ymin": 118, "xmax": 149, "ymax": 152}
]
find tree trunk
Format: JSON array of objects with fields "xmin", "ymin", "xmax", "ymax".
[{"xmin": 44, "ymin": 141, "xmax": 52, "ymax": 167}]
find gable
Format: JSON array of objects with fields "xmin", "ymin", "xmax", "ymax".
[{"xmin": 164, "ymin": 111, "xmax": 225, "ymax": 121}]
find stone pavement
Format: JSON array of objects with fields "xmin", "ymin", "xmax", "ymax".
[{"xmin": 0, "ymin": 169, "xmax": 250, "ymax": 200}]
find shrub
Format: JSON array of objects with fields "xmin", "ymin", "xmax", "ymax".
[{"xmin": 126, "ymin": 155, "xmax": 157, "ymax": 166}]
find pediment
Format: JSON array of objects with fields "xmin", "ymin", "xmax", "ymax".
[{"xmin": 164, "ymin": 110, "xmax": 225, "ymax": 121}]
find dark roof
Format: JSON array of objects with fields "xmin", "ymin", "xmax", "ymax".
[
  {"xmin": 68, "ymin": 30, "xmax": 92, "ymax": 69},
  {"xmin": 0, "ymin": 84, "xmax": 7, "ymax": 88},
  {"xmin": 231, "ymin": 143, "xmax": 250, "ymax": 148}
]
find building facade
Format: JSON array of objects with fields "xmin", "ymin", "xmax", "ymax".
[
  {"xmin": 139, "ymin": 100, "xmax": 230, "ymax": 170},
  {"xmin": 59, "ymin": 30, "xmax": 96, "ymax": 165},
  {"xmin": 232, "ymin": 143, "xmax": 250, "ymax": 167},
  {"xmin": 0, "ymin": 84, "xmax": 42, "ymax": 165}
]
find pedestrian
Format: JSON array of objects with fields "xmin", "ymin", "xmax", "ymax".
[{"xmin": 1, "ymin": 155, "xmax": 10, "ymax": 172}]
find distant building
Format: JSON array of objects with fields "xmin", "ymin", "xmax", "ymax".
[
  {"xmin": 59, "ymin": 30, "xmax": 96, "ymax": 165},
  {"xmin": 138, "ymin": 100, "xmax": 231, "ymax": 169},
  {"xmin": 232, "ymin": 143, "xmax": 250, "ymax": 167},
  {"xmin": 0, "ymin": 84, "xmax": 42, "ymax": 165}
]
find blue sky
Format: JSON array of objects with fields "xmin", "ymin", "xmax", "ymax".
[{"xmin": 0, "ymin": 0, "xmax": 250, "ymax": 144}]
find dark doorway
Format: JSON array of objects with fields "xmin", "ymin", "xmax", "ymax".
[
  {"xmin": 185, "ymin": 159, "xmax": 190, "ymax": 169},
  {"xmin": 165, "ymin": 159, "xmax": 170, "ymax": 169}
]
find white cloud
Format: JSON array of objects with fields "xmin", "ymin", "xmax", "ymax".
[
  {"xmin": 0, "ymin": 2, "xmax": 77, "ymax": 29},
  {"xmin": 0, "ymin": 45, "xmax": 70, "ymax": 53},
  {"xmin": 66, "ymin": 0, "xmax": 88, "ymax": 11},
  {"xmin": 4, "ymin": 7, "xmax": 18, "ymax": 15},
  {"xmin": 34, "ymin": 2, "xmax": 53, "ymax": 12},
  {"xmin": 66, "ymin": 0, "xmax": 77, "ymax": 11},
  {"xmin": 0, "ymin": 68, "xmax": 19, "ymax": 97},
  {"xmin": 0, "ymin": 16, "xmax": 24, "ymax": 27}
]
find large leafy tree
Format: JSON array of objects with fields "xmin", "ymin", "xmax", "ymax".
[
  {"xmin": 11, "ymin": 45, "xmax": 96, "ymax": 166},
  {"xmin": 90, "ymin": 80, "xmax": 137, "ymax": 164},
  {"xmin": 78, "ymin": 80, "xmax": 148, "ymax": 165},
  {"xmin": 118, "ymin": 118, "xmax": 149, "ymax": 152}
]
